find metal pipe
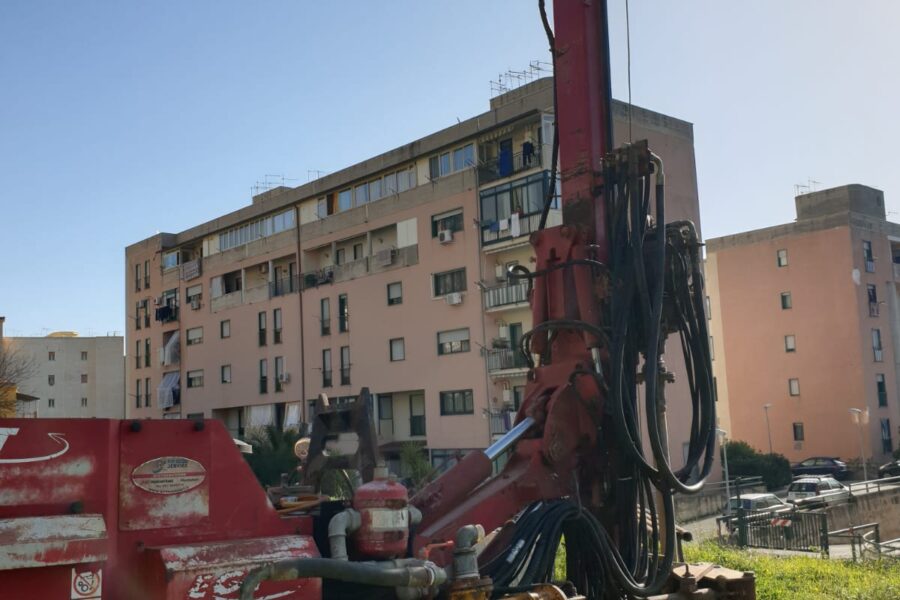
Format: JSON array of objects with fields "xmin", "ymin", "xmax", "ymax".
[
  {"xmin": 484, "ymin": 417, "xmax": 535, "ymax": 460},
  {"xmin": 328, "ymin": 508, "xmax": 361, "ymax": 560},
  {"xmin": 239, "ymin": 558, "xmax": 446, "ymax": 600}
]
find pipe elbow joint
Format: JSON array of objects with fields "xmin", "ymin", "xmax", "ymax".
[{"xmin": 328, "ymin": 508, "xmax": 361, "ymax": 560}]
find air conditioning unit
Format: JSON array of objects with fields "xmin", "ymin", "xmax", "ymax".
[
  {"xmin": 445, "ymin": 292, "xmax": 463, "ymax": 306},
  {"xmin": 152, "ymin": 297, "xmax": 161, "ymax": 305},
  {"xmin": 190, "ymin": 298, "xmax": 201, "ymax": 310},
  {"xmin": 498, "ymin": 324, "xmax": 509, "ymax": 340},
  {"xmin": 438, "ymin": 230, "xmax": 454, "ymax": 244},
  {"xmin": 502, "ymin": 389, "xmax": 513, "ymax": 406},
  {"xmin": 279, "ymin": 373, "xmax": 291, "ymax": 384},
  {"xmin": 496, "ymin": 264, "xmax": 507, "ymax": 281},
  {"xmin": 259, "ymin": 263, "xmax": 269, "ymax": 274}
]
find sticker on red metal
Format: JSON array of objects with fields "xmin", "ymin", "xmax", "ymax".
[
  {"xmin": 131, "ymin": 456, "xmax": 206, "ymax": 495},
  {"xmin": 70, "ymin": 566, "xmax": 102, "ymax": 599}
]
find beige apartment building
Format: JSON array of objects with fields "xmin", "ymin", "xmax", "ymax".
[
  {"xmin": 125, "ymin": 78, "xmax": 708, "ymax": 472},
  {"xmin": 3, "ymin": 329, "xmax": 124, "ymax": 419},
  {"xmin": 707, "ymin": 184, "xmax": 900, "ymax": 465}
]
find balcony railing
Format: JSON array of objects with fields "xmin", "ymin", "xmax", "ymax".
[
  {"xmin": 484, "ymin": 282, "xmax": 529, "ymax": 310},
  {"xmin": 485, "ymin": 348, "xmax": 529, "ymax": 373},
  {"xmin": 301, "ymin": 245, "xmax": 419, "ymax": 290},
  {"xmin": 322, "ymin": 370, "xmax": 333, "ymax": 388},
  {"xmin": 410, "ymin": 415, "xmax": 426, "ymax": 437},
  {"xmin": 489, "ymin": 410, "xmax": 516, "ymax": 436},
  {"xmin": 481, "ymin": 209, "xmax": 561, "ymax": 246},
  {"xmin": 154, "ymin": 304, "xmax": 178, "ymax": 323},
  {"xmin": 259, "ymin": 377, "xmax": 268, "ymax": 394},
  {"xmin": 478, "ymin": 150, "xmax": 542, "ymax": 185},
  {"xmin": 270, "ymin": 275, "xmax": 300, "ymax": 298},
  {"xmin": 340, "ymin": 367, "xmax": 351, "ymax": 386}
]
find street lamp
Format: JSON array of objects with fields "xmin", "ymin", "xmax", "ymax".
[
  {"xmin": 849, "ymin": 408, "xmax": 869, "ymax": 483},
  {"xmin": 717, "ymin": 428, "xmax": 732, "ymax": 515},
  {"xmin": 763, "ymin": 403, "xmax": 774, "ymax": 454}
]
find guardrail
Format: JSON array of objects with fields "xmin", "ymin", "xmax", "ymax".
[{"xmin": 846, "ymin": 474, "xmax": 900, "ymax": 495}]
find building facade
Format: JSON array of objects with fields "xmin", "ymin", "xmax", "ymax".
[
  {"xmin": 4, "ymin": 329, "xmax": 124, "ymax": 419},
  {"xmin": 707, "ymin": 184, "xmax": 900, "ymax": 464},
  {"xmin": 125, "ymin": 78, "xmax": 707, "ymax": 473}
]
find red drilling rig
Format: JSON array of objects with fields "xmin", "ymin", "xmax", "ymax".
[{"xmin": 0, "ymin": 2, "xmax": 753, "ymax": 598}]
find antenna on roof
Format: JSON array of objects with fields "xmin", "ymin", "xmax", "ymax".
[
  {"xmin": 307, "ymin": 170, "xmax": 328, "ymax": 182},
  {"xmin": 489, "ymin": 60, "xmax": 552, "ymax": 99}
]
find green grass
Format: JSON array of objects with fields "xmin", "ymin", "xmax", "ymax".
[{"xmin": 684, "ymin": 541, "xmax": 900, "ymax": 600}]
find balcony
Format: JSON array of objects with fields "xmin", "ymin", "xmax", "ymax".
[
  {"xmin": 180, "ymin": 259, "xmax": 202, "ymax": 281},
  {"xmin": 301, "ymin": 245, "xmax": 419, "ymax": 290},
  {"xmin": 270, "ymin": 275, "xmax": 300, "ymax": 298},
  {"xmin": 478, "ymin": 150, "xmax": 542, "ymax": 185},
  {"xmin": 484, "ymin": 282, "xmax": 529, "ymax": 312},
  {"xmin": 210, "ymin": 291, "xmax": 242, "ymax": 312},
  {"xmin": 481, "ymin": 209, "xmax": 561, "ymax": 247},
  {"xmin": 485, "ymin": 348, "xmax": 529, "ymax": 376},
  {"xmin": 154, "ymin": 304, "xmax": 179, "ymax": 324},
  {"xmin": 489, "ymin": 410, "xmax": 516, "ymax": 436}
]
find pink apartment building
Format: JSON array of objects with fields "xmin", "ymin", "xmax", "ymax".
[
  {"xmin": 707, "ymin": 184, "xmax": 900, "ymax": 464},
  {"xmin": 125, "ymin": 78, "xmax": 710, "ymax": 473}
]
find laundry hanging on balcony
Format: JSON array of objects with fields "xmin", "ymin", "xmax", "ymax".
[{"xmin": 157, "ymin": 372, "xmax": 181, "ymax": 409}]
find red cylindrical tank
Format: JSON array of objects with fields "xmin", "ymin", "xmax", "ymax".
[{"xmin": 351, "ymin": 471, "xmax": 410, "ymax": 559}]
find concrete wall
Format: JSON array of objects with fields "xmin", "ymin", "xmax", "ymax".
[
  {"xmin": 825, "ymin": 486, "xmax": 900, "ymax": 539},
  {"xmin": 674, "ymin": 483, "xmax": 767, "ymax": 523}
]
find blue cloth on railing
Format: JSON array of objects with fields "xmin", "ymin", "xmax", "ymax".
[
  {"xmin": 499, "ymin": 149, "xmax": 513, "ymax": 177},
  {"xmin": 488, "ymin": 220, "xmax": 500, "ymax": 232}
]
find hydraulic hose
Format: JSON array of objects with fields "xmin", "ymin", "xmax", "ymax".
[{"xmin": 238, "ymin": 558, "xmax": 446, "ymax": 600}]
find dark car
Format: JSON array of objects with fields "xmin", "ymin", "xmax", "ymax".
[
  {"xmin": 878, "ymin": 459, "xmax": 900, "ymax": 478},
  {"xmin": 790, "ymin": 457, "xmax": 849, "ymax": 480}
]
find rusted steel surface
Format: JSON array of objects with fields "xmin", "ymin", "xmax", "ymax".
[{"xmin": 0, "ymin": 418, "xmax": 320, "ymax": 599}]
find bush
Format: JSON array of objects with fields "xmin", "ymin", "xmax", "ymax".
[
  {"xmin": 723, "ymin": 440, "xmax": 792, "ymax": 490},
  {"xmin": 244, "ymin": 425, "xmax": 302, "ymax": 487}
]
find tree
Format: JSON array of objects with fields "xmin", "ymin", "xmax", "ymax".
[
  {"xmin": 721, "ymin": 440, "xmax": 791, "ymax": 490},
  {"xmin": 0, "ymin": 341, "xmax": 37, "ymax": 416},
  {"xmin": 243, "ymin": 425, "xmax": 303, "ymax": 487},
  {"xmin": 399, "ymin": 442, "xmax": 436, "ymax": 493}
]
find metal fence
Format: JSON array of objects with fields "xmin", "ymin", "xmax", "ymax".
[{"xmin": 723, "ymin": 508, "xmax": 829, "ymax": 555}]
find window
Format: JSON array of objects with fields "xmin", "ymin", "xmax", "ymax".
[
  {"xmin": 217, "ymin": 209, "xmax": 295, "ymax": 252},
  {"xmin": 789, "ymin": 378, "xmax": 800, "ymax": 396},
  {"xmin": 336, "ymin": 248, "xmax": 346, "ymax": 265},
  {"xmin": 142, "ymin": 299, "xmax": 150, "ymax": 328},
  {"xmin": 339, "ymin": 294, "xmax": 349, "ymax": 333},
  {"xmin": 48, "ymin": 398, "xmax": 55, "ymax": 408},
  {"xmin": 316, "ymin": 196, "xmax": 329, "ymax": 219},
  {"xmin": 873, "ymin": 328, "xmax": 884, "ymax": 362},
  {"xmin": 322, "ymin": 349, "xmax": 332, "ymax": 388},
  {"xmin": 877, "ymin": 374, "xmax": 888, "ymax": 407},
  {"xmin": 777, "ymin": 249, "xmax": 788, "ymax": 267},
  {"xmin": 162, "ymin": 250, "xmax": 179, "ymax": 270},
  {"xmin": 259, "ymin": 359, "xmax": 268, "ymax": 394},
  {"xmin": 81, "ymin": 397, "xmax": 87, "ymax": 408},
  {"xmin": 863, "ymin": 240, "xmax": 875, "ymax": 272},
  {"xmin": 81, "ymin": 351, "xmax": 88, "ymax": 361},
  {"xmin": 387, "ymin": 282, "xmax": 402, "ymax": 305},
  {"xmin": 135, "ymin": 264, "xmax": 141, "ymax": 291},
  {"xmin": 81, "ymin": 374, "xmax": 88, "ymax": 384},
  {"xmin": 275, "ymin": 356, "xmax": 284, "ymax": 392},
  {"xmin": 144, "ymin": 377, "xmax": 150, "ymax": 407},
  {"xmin": 321, "ymin": 298, "xmax": 331, "ymax": 335},
  {"xmin": 144, "ymin": 260, "xmax": 150, "ymax": 288},
  {"xmin": 868, "ymin": 284, "xmax": 879, "ymax": 317},
  {"xmin": 353, "ymin": 243, "xmax": 364, "ymax": 261},
  {"xmin": 705, "ymin": 296, "xmax": 711, "ymax": 320},
  {"xmin": 186, "ymin": 284, "xmax": 202, "ymax": 304},
  {"xmin": 187, "ymin": 370, "xmax": 204, "ymax": 388},
  {"xmin": 792, "ymin": 422, "xmax": 805, "ymax": 441},
  {"xmin": 220, "ymin": 320, "xmax": 231, "ymax": 338},
  {"xmin": 135, "ymin": 340, "xmax": 142, "ymax": 369},
  {"xmin": 881, "ymin": 418, "xmax": 893, "ymax": 454},
  {"xmin": 144, "ymin": 339, "xmax": 150, "ymax": 368},
  {"xmin": 135, "ymin": 301, "xmax": 142, "ymax": 330},
  {"xmin": 369, "ymin": 178, "xmax": 382, "ymax": 202},
  {"xmin": 221, "ymin": 365, "xmax": 232, "ymax": 384},
  {"xmin": 785, "ymin": 335, "xmax": 796, "ymax": 352},
  {"xmin": 433, "ymin": 268, "xmax": 467, "ymax": 296},
  {"xmin": 378, "ymin": 395, "xmax": 393, "ymax": 435},
  {"xmin": 48, "ymin": 351, "xmax": 55, "ymax": 361},
  {"xmin": 338, "ymin": 189, "xmax": 352, "ymax": 212},
  {"xmin": 780, "ymin": 292, "xmax": 792, "ymax": 309},
  {"xmin": 390, "ymin": 338, "xmax": 405, "ymax": 361},
  {"xmin": 186, "ymin": 327, "xmax": 203, "ymax": 346},
  {"xmin": 273, "ymin": 308, "xmax": 283, "ymax": 344},
  {"xmin": 440, "ymin": 389, "xmax": 474, "ymax": 415},
  {"xmin": 135, "ymin": 379, "xmax": 141, "ymax": 408},
  {"xmin": 354, "ymin": 183, "xmax": 369, "ymax": 207},
  {"xmin": 429, "ymin": 143, "xmax": 474, "ymax": 178},
  {"xmin": 709, "ymin": 336, "xmax": 715, "ymax": 361},
  {"xmin": 258, "ymin": 311, "xmax": 267, "ymax": 346},
  {"xmin": 48, "ymin": 374, "xmax": 55, "ymax": 386},
  {"xmin": 431, "ymin": 209, "xmax": 464, "ymax": 237},
  {"xmin": 340, "ymin": 346, "xmax": 351, "ymax": 385},
  {"xmin": 438, "ymin": 328, "xmax": 471, "ymax": 355}
]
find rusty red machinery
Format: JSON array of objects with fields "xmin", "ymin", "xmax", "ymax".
[{"xmin": 0, "ymin": 1, "xmax": 754, "ymax": 598}]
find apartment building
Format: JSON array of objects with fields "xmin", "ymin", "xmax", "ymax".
[
  {"xmin": 707, "ymin": 184, "xmax": 900, "ymax": 464},
  {"xmin": 4, "ymin": 329, "xmax": 124, "ymax": 418},
  {"xmin": 125, "ymin": 77, "xmax": 707, "ymax": 473}
]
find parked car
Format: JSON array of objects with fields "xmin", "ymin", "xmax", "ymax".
[
  {"xmin": 878, "ymin": 459, "xmax": 900, "ymax": 478},
  {"xmin": 721, "ymin": 493, "xmax": 793, "ymax": 533},
  {"xmin": 790, "ymin": 457, "xmax": 849, "ymax": 480},
  {"xmin": 786, "ymin": 476, "xmax": 850, "ymax": 506}
]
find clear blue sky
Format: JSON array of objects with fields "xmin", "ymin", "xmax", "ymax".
[{"xmin": 2, "ymin": 1, "xmax": 898, "ymax": 336}]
